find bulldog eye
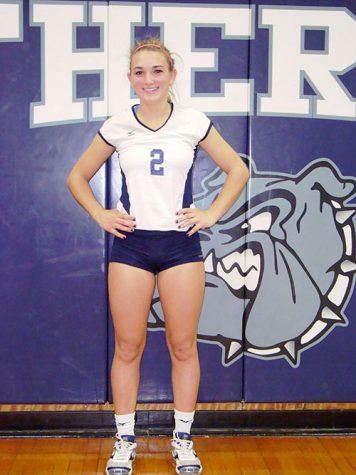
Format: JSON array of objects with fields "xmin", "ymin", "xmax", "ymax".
[{"xmin": 242, "ymin": 211, "xmax": 272, "ymax": 232}]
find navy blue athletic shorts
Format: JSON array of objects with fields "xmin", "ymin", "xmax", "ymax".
[{"xmin": 110, "ymin": 229, "xmax": 203, "ymax": 274}]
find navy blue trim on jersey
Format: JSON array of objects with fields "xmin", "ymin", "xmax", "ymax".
[
  {"xmin": 98, "ymin": 130, "xmax": 115, "ymax": 148},
  {"xmin": 132, "ymin": 102, "xmax": 174, "ymax": 132},
  {"xmin": 182, "ymin": 161, "xmax": 194, "ymax": 209},
  {"xmin": 199, "ymin": 121, "xmax": 213, "ymax": 143},
  {"xmin": 120, "ymin": 170, "xmax": 130, "ymax": 213}
]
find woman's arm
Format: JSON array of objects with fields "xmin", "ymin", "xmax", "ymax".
[
  {"xmin": 177, "ymin": 126, "xmax": 250, "ymax": 236},
  {"xmin": 67, "ymin": 134, "xmax": 135, "ymax": 239}
]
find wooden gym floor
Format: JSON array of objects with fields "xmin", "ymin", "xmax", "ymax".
[{"xmin": 0, "ymin": 435, "xmax": 355, "ymax": 474}]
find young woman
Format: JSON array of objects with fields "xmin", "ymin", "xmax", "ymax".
[{"xmin": 67, "ymin": 38, "xmax": 249, "ymax": 475}]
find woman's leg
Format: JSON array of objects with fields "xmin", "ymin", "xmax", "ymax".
[
  {"xmin": 108, "ymin": 262, "xmax": 156, "ymax": 415},
  {"xmin": 157, "ymin": 262, "xmax": 205, "ymax": 411}
]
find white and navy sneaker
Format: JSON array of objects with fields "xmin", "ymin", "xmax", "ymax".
[
  {"xmin": 105, "ymin": 434, "xmax": 137, "ymax": 475},
  {"xmin": 171, "ymin": 432, "xmax": 202, "ymax": 474}
]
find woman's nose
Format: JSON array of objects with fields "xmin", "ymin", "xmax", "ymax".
[{"xmin": 144, "ymin": 72, "xmax": 154, "ymax": 83}]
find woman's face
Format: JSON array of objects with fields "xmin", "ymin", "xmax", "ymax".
[{"xmin": 128, "ymin": 50, "xmax": 176, "ymax": 105}]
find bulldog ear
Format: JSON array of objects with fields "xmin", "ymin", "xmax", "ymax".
[
  {"xmin": 201, "ymin": 167, "xmax": 226, "ymax": 192},
  {"xmin": 296, "ymin": 159, "xmax": 356, "ymax": 201},
  {"xmin": 195, "ymin": 167, "xmax": 226, "ymax": 209}
]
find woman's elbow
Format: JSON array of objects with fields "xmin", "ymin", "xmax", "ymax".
[
  {"xmin": 243, "ymin": 163, "xmax": 250, "ymax": 183},
  {"xmin": 66, "ymin": 168, "xmax": 80, "ymax": 193},
  {"xmin": 66, "ymin": 170, "xmax": 74, "ymax": 191},
  {"xmin": 234, "ymin": 160, "xmax": 250, "ymax": 184}
]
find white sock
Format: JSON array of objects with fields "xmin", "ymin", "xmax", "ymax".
[
  {"xmin": 174, "ymin": 409, "xmax": 195, "ymax": 435},
  {"xmin": 114, "ymin": 412, "xmax": 136, "ymax": 437}
]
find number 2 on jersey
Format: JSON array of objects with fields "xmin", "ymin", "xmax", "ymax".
[{"xmin": 150, "ymin": 149, "xmax": 164, "ymax": 176}]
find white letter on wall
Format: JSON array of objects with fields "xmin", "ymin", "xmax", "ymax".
[
  {"xmin": 258, "ymin": 6, "xmax": 356, "ymax": 120},
  {"xmin": 0, "ymin": 0, "xmax": 23, "ymax": 42},
  {"xmin": 30, "ymin": 1, "xmax": 108, "ymax": 126},
  {"xmin": 150, "ymin": 4, "xmax": 254, "ymax": 115}
]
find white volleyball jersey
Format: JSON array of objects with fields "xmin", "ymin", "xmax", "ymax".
[{"xmin": 99, "ymin": 103, "xmax": 212, "ymax": 231}]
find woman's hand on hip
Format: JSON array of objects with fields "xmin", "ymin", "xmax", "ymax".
[
  {"xmin": 176, "ymin": 208, "xmax": 218, "ymax": 237},
  {"xmin": 93, "ymin": 209, "xmax": 136, "ymax": 239}
]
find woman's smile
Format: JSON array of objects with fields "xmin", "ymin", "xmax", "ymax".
[
  {"xmin": 128, "ymin": 50, "xmax": 176, "ymax": 104},
  {"xmin": 143, "ymin": 86, "xmax": 159, "ymax": 93}
]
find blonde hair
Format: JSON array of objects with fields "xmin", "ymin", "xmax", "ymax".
[{"xmin": 130, "ymin": 37, "xmax": 175, "ymax": 72}]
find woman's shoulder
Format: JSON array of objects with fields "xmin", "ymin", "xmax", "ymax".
[
  {"xmin": 99, "ymin": 107, "xmax": 136, "ymax": 145},
  {"xmin": 103, "ymin": 107, "xmax": 134, "ymax": 125},
  {"xmin": 172, "ymin": 104, "xmax": 212, "ymax": 142},
  {"xmin": 173, "ymin": 104, "xmax": 209, "ymax": 121}
]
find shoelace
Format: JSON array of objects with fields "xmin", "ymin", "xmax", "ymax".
[
  {"xmin": 113, "ymin": 437, "xmax": 136, "ymax": 461},
  {"xmin": 173, "ymin": 438, "xmax": 196, "ymax": 461}
]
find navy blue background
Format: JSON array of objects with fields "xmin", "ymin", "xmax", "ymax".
[
  {"xmin": 245, "ymin": 0, "xmax": 356, "ymax": 401},
  {"xmin": 0, "ymin": 0, "xmax": 354, "ymax": 403}
]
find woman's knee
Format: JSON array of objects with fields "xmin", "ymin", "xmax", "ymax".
[
  {"xmin": 168, "ymin": 339, "xmax": 198, "ymax": 363},
  {"xmin": 114, "ymin": 338, "xmax": 146, "ymax": 364}
]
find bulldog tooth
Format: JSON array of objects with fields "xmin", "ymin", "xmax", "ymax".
[
  {"xmin": 226, "ymin": 341, "xmax": 242, "ymax": 361},
  {"xmin": 247, "ymin": 347, "xmax": 280, "ymax": 356},
  {"xmin": 331, "ymin": 200, "xmax": 341, "ymax": 209},
  {"xmin": 321, "ymin": 307, "xmax": 344, "ymax": 322},
  {"xmin": 220, "ymin": 249, "xmax": 260, "ymax": 274},
  {"xmin": 221, "ymin": 251, "xmax": 245, "ymax": 272},
  {"xmin": 336, "ymin": 209, "xmax": 355, "ymax": 224},
  {"xmin": 217, "ymin": 262, "xmax": 244, "ymax": 290},
  {"xmin": 300, "ymin": 320, "xmax": 327, "ymax": 344},
  {"xmin": 216, "ymin": 249, "xmax": 261, "ymax": 291},
  {"xmin": 204, "ymin": 251, "xmax": 214, "ymax": 273},
  {"xmin": 245, "ymin": 265, "xmax": 260, "ymax": 291},
  {"xmin": 340, "ymin": 260, "xmax": 356, "ymax": 273},
  {"xmin": 343, "ymin": 225, "xmax": 353, "ymax": 255},
  {"xmin": 328, "ymin": 274, "xmax": 350, "ymax": 306},
  {"xmin": 283, "ymin": 341, "xmax": 297, "ymax": 362}
]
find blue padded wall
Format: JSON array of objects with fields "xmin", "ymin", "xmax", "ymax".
[
  {"xmin": 244, "ymin": 0, "xmax": 356, "ymax": 401},
  {"xmin": 0, "ymin": 0, "xmax": 354, "ymax": 404},
  {"xmin": 0, "ymin": 2, "xmax": 107, "ymax": 402}
]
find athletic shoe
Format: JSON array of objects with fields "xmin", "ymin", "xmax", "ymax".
[
  {"xmin": 171, "ymin": 432, "xmax": 202, "ymax": 474},
  {"xmin": 105, "ymin": 434, "xmax": 137, "ymax": 475}
]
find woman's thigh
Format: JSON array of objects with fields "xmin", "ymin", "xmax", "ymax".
[
  {"xmin": 157, "ymin": 262, "xmax": 205, "ymax": 345},
  {"xmin": 108, "ymin": 262, "xmax": 156, "ymax": 343}
]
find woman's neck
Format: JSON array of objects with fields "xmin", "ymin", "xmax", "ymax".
[{"xmin": 137, "ymin": 101, "xmax": 172, "ymax": 130}]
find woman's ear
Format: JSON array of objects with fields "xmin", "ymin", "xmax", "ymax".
[{"xmin": 170, "ymin": 68, "xmax": 177, "ymax": 85}]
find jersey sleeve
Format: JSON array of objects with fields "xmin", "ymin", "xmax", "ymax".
[
  {"xmin": 194, "ymin": 109, "xmax": 213, "ymax": 143},
  {"xmin": 98, "ymin": 115, "xmax": 121, "ymax": 149}
]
